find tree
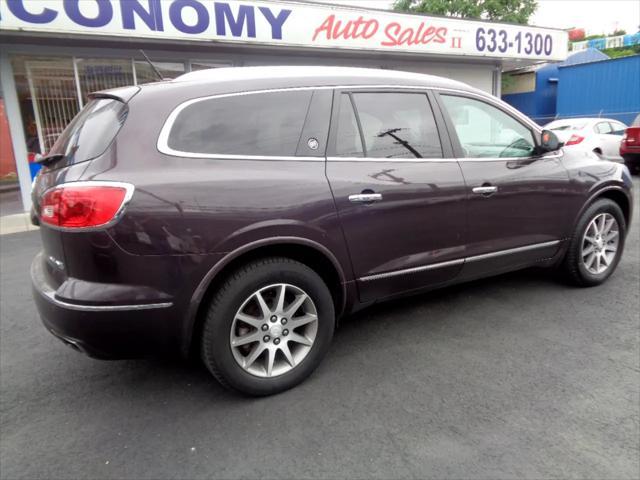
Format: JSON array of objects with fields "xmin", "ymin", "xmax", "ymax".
[{"xmin": 393, "ymin": 0, "xmax": 538, "ymax": 25}]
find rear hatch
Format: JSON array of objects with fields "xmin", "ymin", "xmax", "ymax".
[
  {"xmin": 32, "ymin": 88, "xmax": 136, "ymax": 290},
  {"xmin": 621, "ymin": 114, "xmax": 640, "ymax": 154}
]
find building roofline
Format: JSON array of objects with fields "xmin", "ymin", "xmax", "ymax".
[{"xmin": 284, "ymin": 0, "xmax": 567, "ymax": 32}]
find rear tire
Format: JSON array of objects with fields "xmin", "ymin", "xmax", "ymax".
[
  {"xmin": 623, "ymin": 156, "xmax": 640, "ymax": 175},
  {"xmin": 201, "ymin": 257, "xmax": 335, "ymax": 396},
  {"xmin": 562, "ymin": 199, "xmax": 626, "ymax": 287}
]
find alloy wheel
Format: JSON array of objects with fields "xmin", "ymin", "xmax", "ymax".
[
  {"xmin": 230, "ymin": 283, "xmax": 319, "ymax": 378},
  {"xmin": 581, "ymin": 213, "xmax": 619, "ymax": 275}
]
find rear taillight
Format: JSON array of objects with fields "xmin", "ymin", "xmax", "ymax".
[
  {"xmin": 40, "ymin": 182, "xmax": 133, "ymax": 229},
  {"xmin": 565, "ymin": 134, "xmax": 585, "ymax": 146},
  {"xmin": 625, "ymin": 129, "xmax": 639, "ymax": 144}
]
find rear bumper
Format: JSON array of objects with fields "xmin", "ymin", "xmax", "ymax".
[
  {"xmin": 31, "ymin": 252, "xmax": 176, "ymax": 359},
  {"xmin": 622, "ymin": 153, "xmax": 640, "ymax": 163}
]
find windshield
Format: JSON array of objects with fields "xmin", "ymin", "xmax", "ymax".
[{"xmin": 47, "ymin": 98, "xmax": 128, "ymax": 169}]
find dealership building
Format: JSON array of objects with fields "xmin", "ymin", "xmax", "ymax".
[{"xmin": 0, "ymin": 0, "xmax": 567, "ymax": 210}]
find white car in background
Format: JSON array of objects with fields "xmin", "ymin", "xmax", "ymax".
[{"xmin": 544, "ymin": 118, "xmax": 627, "ymax": 162}]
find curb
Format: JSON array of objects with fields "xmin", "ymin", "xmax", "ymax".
[{"xmin": 0, "ymin": 183, "xmax": 21, "ymax": 193}]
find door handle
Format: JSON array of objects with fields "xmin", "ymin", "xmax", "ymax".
[
  {"xmin": 349, "ymin": 193, "xmax": 383, "ymax": 203},
  {"xmin": 472, "ymin": 185, "xmax": 498, "ymax": 196}
]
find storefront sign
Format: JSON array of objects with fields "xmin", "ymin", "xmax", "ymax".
[{"xmin": 0, "ymin": 0, "xmax": 568, "ymax": 61}]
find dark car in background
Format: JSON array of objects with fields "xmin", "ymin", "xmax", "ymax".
[
  {"xmin": 621, "ymin": 113, "xmax": 640, "ymax": 174},
  {"xmin": 31, "ymin": 67, "xmax": 633, "ymax": 395}
]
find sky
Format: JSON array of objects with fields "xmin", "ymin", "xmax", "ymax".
[{"xmin": 316, "ymin": 0, "xmax": 640, "ymax": 35}]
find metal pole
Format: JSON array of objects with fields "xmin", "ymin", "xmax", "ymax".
[
  {"xmin": 73, "ymin": 57, "xmax": 84, "ymax": 109},
  {"xmin": 131, "ymin": 57, "xmax": 138, "ymax": 86},
  {"xmin": 25, "ymin": 63, "xmax": 46, "ymax": 155},
  {"xmin": 0, "ymin": 52, "xmax": 33, "ymax": 212}
]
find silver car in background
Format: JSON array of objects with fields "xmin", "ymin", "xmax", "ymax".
[{"xmin": 544, "ymin": 118, "xmax": 627, "ymax": 162}]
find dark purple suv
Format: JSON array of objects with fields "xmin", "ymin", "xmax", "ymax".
[{"xmin": 31, "ymin": 67, "xmax": 633, "ymax": 395}]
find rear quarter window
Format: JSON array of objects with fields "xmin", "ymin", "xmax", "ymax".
[
  {"xmin": 48, "ymin": 98, "xmax": 128, "ymax": 168},
  {"xmin": 166, "ymin": 90, "xmax": 313, "ymax": 157}
]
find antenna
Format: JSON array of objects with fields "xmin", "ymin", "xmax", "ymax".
[{"xmin": 139, "ymin": 49, "xmax": 164, "ymax": 81}]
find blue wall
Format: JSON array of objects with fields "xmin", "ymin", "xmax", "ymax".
[
  {"xmin": 556, "ymin": 55, "xmax": 640, "ymax": 125},
  {"xmin": 502, "ymin": 48, "xmax": 612, "ymax": 125},
  {"xmin": 501, "ymin": 91, "xmax": 537, "ymax": 116}
]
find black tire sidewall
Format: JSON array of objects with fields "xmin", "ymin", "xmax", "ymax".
[
  {"xmin": 202, "ymin": 259, "xmax": 335, "ymax": 396},
  {"xmin": 569, "ymin": 199, "xmax": 626, "ymax": 286}
]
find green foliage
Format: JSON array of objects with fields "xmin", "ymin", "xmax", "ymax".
[
  {"xmin": 501, "ymin": 73, "xmax": 516, "ymax": 92},
  {"xmin": 602, "ymin": 45, "xmax": 640, "ymax": 59},
  {"xmin": 393, "ymin": 0, "xmax": 538, "ymax": 25}
]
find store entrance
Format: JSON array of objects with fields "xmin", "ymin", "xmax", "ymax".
[{"xmin": 10, "ymin": 56, "xmax": 186, "ymax": 180}]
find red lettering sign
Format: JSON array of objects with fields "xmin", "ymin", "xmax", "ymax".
[
  {"xmin": 312, "ymin": 14, "xmax": 447, "ymax": 48},
  {"xmin": 312, "ymin": 14, "xmax": 379, "ymax": 41},
  {"xmin": 382, "ymin": 22, "xmax": 447, "ymax": 46}
]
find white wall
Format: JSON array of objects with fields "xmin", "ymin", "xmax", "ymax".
[{"xmin": 239, "ymin": 52, "xmax": 497, "ymax": 94}]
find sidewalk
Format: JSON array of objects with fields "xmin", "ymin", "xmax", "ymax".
[
  {"xmin": 0, "ymin": 188, "xmax": 37, "ymax": 235},
  {"xmin": 0, "ymin": 212, "xmax": 38, "ymax": 235}
]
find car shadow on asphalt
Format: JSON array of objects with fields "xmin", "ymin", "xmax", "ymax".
[{"xmin": 105, "ymin": 266, "xmax": 566, "ymax": 400}]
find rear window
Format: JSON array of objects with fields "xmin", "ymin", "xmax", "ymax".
[
  {"xmin": 547, "ymin": 122, "xmax": 586, "ymax": 131},
  {"xmin": 48, "ymin": 98, "xmax": 127, "ymax": 168},
  {"xmin": 167, "ymin": 90, "xmax": 313, "ymax": 157}
]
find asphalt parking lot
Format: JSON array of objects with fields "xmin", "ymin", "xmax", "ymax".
[{"xmin": 1, "ymin": 179, "xmax": 639, "ymax": 480}]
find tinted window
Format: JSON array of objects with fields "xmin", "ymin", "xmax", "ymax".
[
  {"xmin": 441, "ymin": 95, "xmax": 535, "ymax": 158},
  {"xmin": 595, "ymin": 122, "xmax": 612, "ymax": 134},
  {"xmin": 168, "ymin": 90, "xmax": 312, "ymax": 156},
  {"xmin": 48, "ymin": 98, "xmax": 127, "ymax": 167},
  {"xmin": 351, "ymin": 93, "xmax": 442, "ymax": 158},
  {"xmin": 335, "ymin": 94, "xmax": 364, "ymax": 157}
]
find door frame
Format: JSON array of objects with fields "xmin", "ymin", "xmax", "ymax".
[{"xmin": 324, "ymin": 86, "xmax": 468, "ymax": 302}]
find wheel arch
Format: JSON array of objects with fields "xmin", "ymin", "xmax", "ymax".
[
  {"xmin": 592, "ymin": 187, "xmax": 631, "ymax": 228},
  {"xmin": 576, "ymin": 186, "xmax": 632, "ymax": 233},
  {"xmin": 182, "ymin": 237, "xmax": 348, "ymax": 357}
]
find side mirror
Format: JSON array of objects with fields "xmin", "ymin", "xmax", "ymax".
[{"xmin": 539, "ymin": 129, "xmax": 562, "ymax": 153}]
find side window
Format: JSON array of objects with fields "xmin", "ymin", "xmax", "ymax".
[
  {"xmin": 610, "ymin": 122, "xmax": 626, "ymax": 135},
  {"xmin": 335, "ymin": 94, "xmax": 364, "ymax": 157},
  {"xmin": 351, "ymin": 93, "xmax": 442, "ymax": 158},
  {"xmin": 595, "ymin": 122, "xmax": 612, "ymax": 134},
  {"xmin": 167, "ymin": 90, "xmax": 312, "ymax": 156},
  {"xmin": 441, "ymin": 95, "xmax": 535, "ymax": 158}
]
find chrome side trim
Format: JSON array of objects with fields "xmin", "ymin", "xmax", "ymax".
[
  {"xmin": 37, "ymin": 287, "xmax": 173, "ymax": 312},
  {"xmin": 465, "ymin": 240, "xmax": 561, "ymax": 263},
  {"xmin": 157, "ymin": 84, "xmax": 456, "ymax": 160},
  {"xmin": 357, "ymin": 240, "xmax": 561, "ymax": 282},
  {"xmin": 157, "ymin": 85, "xmax": 331, "ymax": 160},
  {"xmin": 327, "ymin": 156, "xmax": 459, "ymax": 163},
  {"xmin": 327, "ymin": 151, "xmax": 562, "ymax": 163},
  {"xmin": 359, "ymin": 258, "xmax": 464, "ymax": 282},
  {"xmin": 157, "ymin": 83, "xmax": 562, "ymax": 161}
]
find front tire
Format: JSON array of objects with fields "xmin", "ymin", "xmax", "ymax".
[
  {"xmin": 562, "ymin": 199, "xmax": 626, "ymax": 287},
  {"xmin": 201, "ymin": 257, "xmax": 335, "ymax": 396}
]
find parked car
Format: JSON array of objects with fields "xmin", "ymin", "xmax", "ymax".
[
  {"xmin": 544, "ymin": 117, "xmax": 627, "ymax": 162},
  {"xmin": 31, "ymin": 67, "xmax": 633, "ymax": 396},
  {"xmin": 620, "ymin": 113, "xmax": 640, "ymax": 174}
]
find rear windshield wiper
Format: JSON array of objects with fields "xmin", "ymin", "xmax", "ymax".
[{"xmin": 35, "ymin": 153, "xmax": 65, "ymax": 166}]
